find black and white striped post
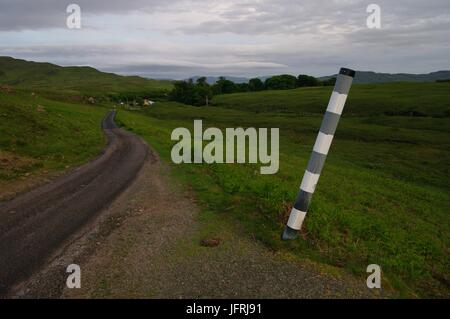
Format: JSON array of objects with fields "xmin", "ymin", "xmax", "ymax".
[{"xmin": 282, "ymin": 67, "xmax": 355, "ymax": 240}]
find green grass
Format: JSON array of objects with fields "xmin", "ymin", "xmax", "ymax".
[
  {"xmin": 116, "ymin": 90, "xmax": 450, "ymax": 297},
  {"xmin": 0, "ymin": 90, "xmax": 107, "ymax": 182},
  {"xmin": 212, "ymin": 82, "xmax": 450, "ymax": 117}
]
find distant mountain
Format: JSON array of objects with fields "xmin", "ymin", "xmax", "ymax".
[
  {"xmin": 0, "ymin": 56, "xmax": 173, "ymax": 95},
  {"xmin": 320, "ymin": 70, "xmax": 450, "ymax": 84}
]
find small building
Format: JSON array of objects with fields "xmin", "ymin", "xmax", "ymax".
[{"xmin": 143, "ymin": 99, "xmax": 155, "ymax": 107}]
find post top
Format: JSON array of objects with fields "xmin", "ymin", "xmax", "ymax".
[{"xmin": 339, "ymin": 68, "xmax": 356, "ymax": 78}]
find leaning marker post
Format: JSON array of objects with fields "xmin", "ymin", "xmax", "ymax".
[{"xmin": 282, "ymin": 67, "xmax": 355, "ymax": 240}]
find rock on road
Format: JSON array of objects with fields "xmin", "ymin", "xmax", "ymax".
[{"xmin": 0, "ymin": 110, "xmax": 148, "ymax": 295}]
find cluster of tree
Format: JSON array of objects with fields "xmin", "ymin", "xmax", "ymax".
[
  {"xmin": 169, "ymin": 74, "xmax": 336, "ymax": 106},
  {"xmin": 169, "ymin": 77, "xmax": 213, "ymax": 106}
]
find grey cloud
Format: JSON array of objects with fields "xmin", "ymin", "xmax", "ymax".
[
  {"xmin": 0, "ymin": 43, "xmax": 288, "ymax": 79},
  {"xmin": 0, "ymin": 0, "xmax": 449, "ymax": 78},
  {"xmin": 105, "ymin": 62, "xmax": 288, "ymax": 80},
  {"xmin": 188, "ymin": 0, "xmax": 449, "ymax": 34},
  {"xmin": 0, "ymin": 0, "xmax": 179, "ymax": 31},
  {"xmin": 177, "ymin": 1, "xmax": 364, "ymax": 35}
]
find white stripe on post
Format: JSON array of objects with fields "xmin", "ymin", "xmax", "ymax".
[
  {"xmin": 326, "ymin": 92, "xmax": 348, "ymax": 115},
  {"xmin": 287, "ymin": 208, "xmax": 307, "ymax": 230},
  {"xmin": 300, "ymin": 171, "xmax": 320, "ymax": 193},
  {"xmin": 313, "ymin": 132, "xmax": 334, "ymax": 155}
]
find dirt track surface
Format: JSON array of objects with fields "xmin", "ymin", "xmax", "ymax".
[
  {"xmin": 0, "ymin": 110, "xmax": 147, "ymax": 295},
  {"xmin": 59, "ymin": 149, "xmax": 382, "ymax": 299}
]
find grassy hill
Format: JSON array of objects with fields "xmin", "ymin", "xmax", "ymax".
[
  {"xmin": 0, "ymin": 89, "xmax": 107, "ymax": 200},
  {"xmin": 0, "ymin": 56, "xmax": 173, "ymax": 96}
]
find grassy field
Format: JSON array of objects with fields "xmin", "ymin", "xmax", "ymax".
[
  {"xmin": 115, "ymin": 83, "xmax": 450, "ymax": 297},
  {"xmin": 0, "ymin": 89, "xmax": 107, "ymax": 196},
  {"xmin": 212, "ymin": 82, "xmax": 450, "ymax": 117}
]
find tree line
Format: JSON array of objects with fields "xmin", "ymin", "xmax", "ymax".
[{"xmin": 169, "ymin": 74, "xmax": 336, "ymax": 106}]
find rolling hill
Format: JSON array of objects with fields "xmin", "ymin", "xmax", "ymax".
[{"xmin": 0, "ymin": 56, "xmax": 173, "ymax": 96}]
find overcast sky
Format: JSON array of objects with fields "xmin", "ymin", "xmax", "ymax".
[{"xmin": 0, "ymin": 0, "xmax": 449, "ymax": 79}]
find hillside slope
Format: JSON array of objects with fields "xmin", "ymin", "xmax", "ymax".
[
  {"xmin": 0, "ymin": 56, "xmax": 173, "ymax": 96},
  {"xmin": 0, "ymin": 89, "xmax": 107, "ymax": 200}
]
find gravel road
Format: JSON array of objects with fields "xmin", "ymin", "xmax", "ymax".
[{"xmin": 0, "ymin": 110, "xmax": 148, "ymax": 295}]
